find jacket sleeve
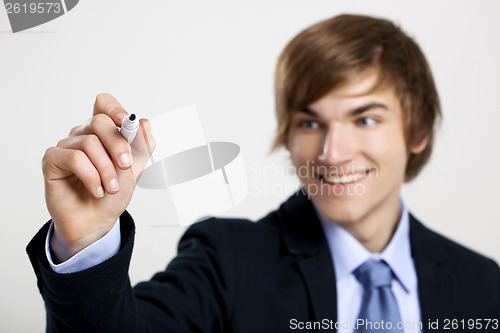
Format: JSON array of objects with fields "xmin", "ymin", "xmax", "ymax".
[{"xmin": 26, "ymin": 211, "xmax": 236, "ymax": 332}]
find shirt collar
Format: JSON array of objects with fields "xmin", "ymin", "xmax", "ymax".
[{"xmin": 314, "ymin": 198, "xmax": 416, "ymax": 293}]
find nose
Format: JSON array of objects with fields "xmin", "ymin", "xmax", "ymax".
[{"xmin": 318, "ymin": 123, "xmax": 357, "ymax": 165}]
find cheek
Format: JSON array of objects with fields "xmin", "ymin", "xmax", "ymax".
[
  {"xmin": 286, "ymin": 135, "xmax": 302, "ymax": 167},
  {"xmin": 358, "ymin": 120, "xmax": 402, "ymax": 148},
  {"xmin": 364, "ymin": 127, "xmax": 408, "ymax": 172},
  {"xmin": 291, "ymin": 141, "xmax": 301, "ymax": 156},
  {"xmin": 289, "ymin": 135, "xmax": 320, "ymax": 162}
]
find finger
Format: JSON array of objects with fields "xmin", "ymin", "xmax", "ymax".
[
  {"xmin": 93, "ymin": 93, "xmax": 128, "ymax": 127},
  {"xmin": 132, "ymin": 119, "xmax": 156, "ymax": 155},
  {"xmin": 56, "ymin": 135, "xmax": 120, "ymax": 194},
  {"xmin": 43, "ymin": 147, "xmax": 105, "ymax": 199},
  {"xmin": 67, "ymin": 114, "xmax": 133, "ymax": 169},
  {"xmin": 130, "ymin": 118, "xmax": 156, "ymax": 177}
]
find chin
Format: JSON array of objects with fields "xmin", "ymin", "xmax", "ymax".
[{"xmin": 311, "ymin": 194, "xmax": 365, "ymax": 224}]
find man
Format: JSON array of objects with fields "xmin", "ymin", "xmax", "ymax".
[{"xmin": 28, "ymin": 14, "xmax": 499, "ymax": 332}]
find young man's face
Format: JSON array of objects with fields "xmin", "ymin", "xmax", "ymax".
[{"xmin": 286, "ymin": 71, "xmax": 426, "ymax": 228}]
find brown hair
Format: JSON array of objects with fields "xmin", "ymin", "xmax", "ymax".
[{"xmin": 271, "ymin": 14, "xmax": 441, "ymax": 181}]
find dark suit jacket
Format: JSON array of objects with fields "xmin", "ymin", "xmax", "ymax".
[{"xmin": 27, "ymin": 190, "xmax": 500, "ymax": 332}]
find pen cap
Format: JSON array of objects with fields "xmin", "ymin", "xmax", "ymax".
[
  {"xmin": 120, "ymin": 114, "xmax": 139, "ymax": 144},
  {"xmin": 122, "ymin": 114, "xmax": 139, "ymax": 130}
]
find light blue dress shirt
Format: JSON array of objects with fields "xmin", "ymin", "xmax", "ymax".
[{"xmin": 313, "ymin": 198, "xmax": 422, "ymax": 333}]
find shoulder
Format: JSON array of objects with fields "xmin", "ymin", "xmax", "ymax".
[
  {"xmin": 179, "ymin": 209, "xmax": 282, "ymax": 251},
  {"xmin": 410, "ymin": 213, "xmax": 500, "ymax": 288},
  {"xmin": 412, "ymin": 214, "xmax": 498, "ymax": 268},
  {"xmin": 181, "ymin": 189, "xmax": 316, "ymax": 249}
]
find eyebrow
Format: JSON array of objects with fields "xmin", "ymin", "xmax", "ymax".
[{"xmin": 298, "ymin": 102, "xmax": 388, "ymax": 118}]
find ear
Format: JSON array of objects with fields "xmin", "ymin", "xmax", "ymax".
[{"xmin": 410, "ymin": 136, "xmax": 429, "ymax": 155}]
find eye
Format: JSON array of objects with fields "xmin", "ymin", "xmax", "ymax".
[
  {"xmin": 356, "ymin": 117, "xmax": 377, "ymax": 127},
  {"xmin": 298, "ymin": 120, "xmax": 320, "ymax": 129}
]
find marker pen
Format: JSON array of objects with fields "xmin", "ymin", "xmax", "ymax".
[{"xmin": 120, "ymin": 114, "xmax": 139, "ymax": 144}]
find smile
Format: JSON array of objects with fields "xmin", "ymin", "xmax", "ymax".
[{"xmin": 318, "ymin": 171, "xmax": 369, "ymax": 185}]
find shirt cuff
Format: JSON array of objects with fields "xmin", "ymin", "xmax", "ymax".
[{"xmin": 45, "ymin": 218, "xmax": 122, "ymax": 274}]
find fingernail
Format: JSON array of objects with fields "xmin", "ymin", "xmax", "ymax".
[
  {"xmin": 120, "ymin": 153, "xmax": 132, "ymax": 166},
  {"xmin": 117, "ymin": 112, "xmax": 127, "ymax": 122},
  {"xmin": 97, "ymin": 186, "xmax": 105, "ymax": 198},
  {"xmin": 109, "ymin": 178, "xmax": 119, "ymax": 191}
]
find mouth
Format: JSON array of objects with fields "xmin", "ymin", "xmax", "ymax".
[{"xmin": 317, "ymin": 170, "xmax": 370, "ymax": 185}]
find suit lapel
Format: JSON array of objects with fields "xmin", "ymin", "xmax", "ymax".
[
  {"xmin": 295, "ymin": 252, "xmax": 338, "ymax": 328},
  {"xmin": 277, "ymin": 189, "xmax": 338, "ymax": 328},
  {"xmin": 410, "ymin": 214, "xmax": 454, "ymax": 329}
]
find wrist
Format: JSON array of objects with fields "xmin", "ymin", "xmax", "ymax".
[{"xmin": 50, "ymin": 224, "xmax": 112, "ymax": 263}]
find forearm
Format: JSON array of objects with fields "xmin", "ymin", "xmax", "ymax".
[
  {"xmin": 27, "ymin": 213, "xmax": 232, "ymax": 332},
  {"xmin": 28, "ymin": 212, "xmax": 143, "ymax": 332}
]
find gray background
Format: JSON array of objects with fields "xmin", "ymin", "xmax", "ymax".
[{"xmin": 1, "ymin": 0, "xmax": 499, "ymax": 331}]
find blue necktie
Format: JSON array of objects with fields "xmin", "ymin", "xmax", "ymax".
[{"xmin": 354, "ymin": 260, "xmax": 403, "ymax": 333}]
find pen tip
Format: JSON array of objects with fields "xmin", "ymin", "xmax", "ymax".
[{"xmin": 129, "ymin": 114, "xmax": 136, "ymax": 121}]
